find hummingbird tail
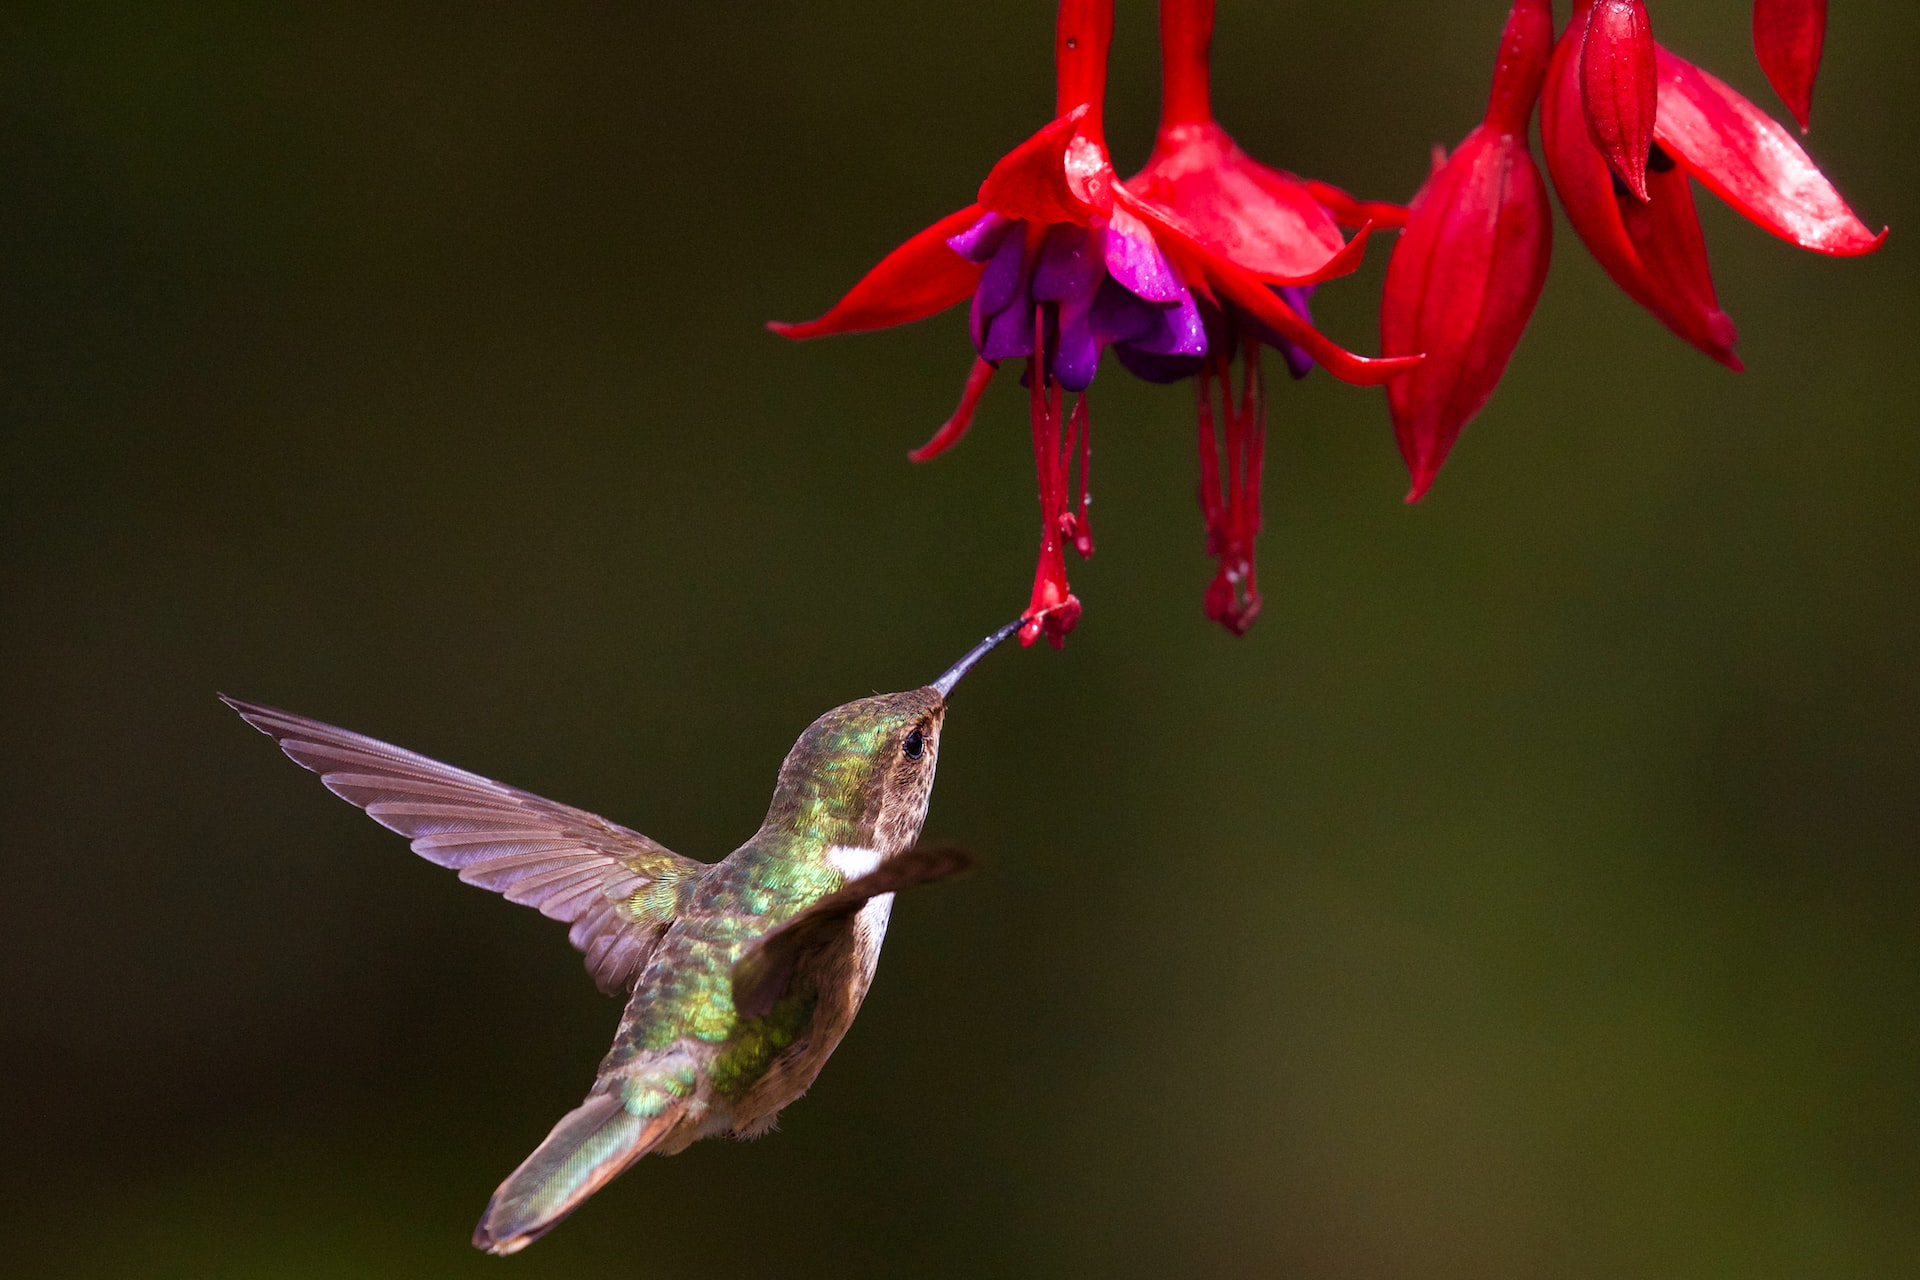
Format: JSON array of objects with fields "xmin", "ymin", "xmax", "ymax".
[{"xmin": 472, "ymin": 1090, "xmax": 679, "ymax": 1256}]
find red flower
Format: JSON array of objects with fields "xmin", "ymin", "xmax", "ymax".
[
  {"xmin": 1111, "ymin": 0, "xmax": 1410, "ymax": 632},
  {"xmin": 1753, "ymin": 0, "xmax": 1827, "ymax": 132},
  {"xmin": 1380, "ymin": 0, "xmax": 1556, "ymax": 502},
  {"xmin": 1581, "ymin": 0, "xmax": 1658, "ymax": 201},
  {"xmin": 1542, "ymin": 0, "xmax": 1885, "ymax": 369},
  {"xmin": 773, "ymin": 0, "xmax": 1415, "ymax": 646}
]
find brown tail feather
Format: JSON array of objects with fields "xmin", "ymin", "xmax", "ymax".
[{"xmin": 472, "ymin": 1091, "xmax": 678, "ymax": 1255}]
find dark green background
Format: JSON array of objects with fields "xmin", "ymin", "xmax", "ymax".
[{"xmin": 3, "ymin": 2, "xmax": 1914, "ymax": 1276}]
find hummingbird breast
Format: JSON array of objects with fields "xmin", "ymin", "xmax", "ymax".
[
  {"xmin": 596, "ymin": 860, "xmax": 897, "ymax": 1148},
  {"xmin": 722, "ymin": 890, "xmax": 894, "ymax": 1136}
]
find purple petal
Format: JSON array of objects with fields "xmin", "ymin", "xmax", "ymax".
[
  {"xmin": 969, "ymin": 225, "xmax": 1029, "ymax": 352},
  {"xmin": 1112, "ymin": 344, "xmax": 1203, "ymax": 384},
  {"xmin": 1033, "ymin": 224, "xmax": 1110, "ymax": 392},
  {"xmin": 1102, "ymin": 207, "xmax": 1185, "ymax": 303},
  {"xmin": 1032, "ymin": 224, "xmax": 1104, "ymax": 304},
  {"xmin": 1052, "ymin": 313, "xmax": 1101, "ymax": 391},
  {"xmin": 1111, "ymin": 290, "xmax": 1211, "ymax": 384},
  {"xmin": 1087, "ymin": 276, "xmax": 1157, "ymax": 348},
  {"xmin": 981, "ymin": 294, "xmax": 1034, "ymax": 363},
  {"xmin": 1131, "ymin": 289, "xmax": 1207, "ymax": 358},
  {"xmin": 947, "ymin": 211, "xmax": 1014, "ymax": 263}
]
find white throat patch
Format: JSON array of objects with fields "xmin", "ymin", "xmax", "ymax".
[{"xmin": 826, "ymin": 844, "xmax": 882, "ymax": 878}]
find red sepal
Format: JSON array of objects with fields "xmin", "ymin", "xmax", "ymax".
[
  {"xmin": 1119, "ymin": 186, "xmax": 1420, "ymax": 388},
  {"xmin": 1129, "ymin": 122, "xmax": 1361, "ymax": 285},
  {"xmin": 977, "ymin": 106, "xmax": 1109, "ymax": 226},
  {"xmin": 1581, "ymin": 0, "xmax": 1658, "ymax": 201},
  {"xmin": 1543, "ymin": 22, "xmax": 1741, "ymax": 368},
  {"xmin": 1302, "ymin": 180, "xmax": 1410, "ymax": 230},
  {"xmin": 1652, "ymin": 45, "xmax": 1883, "ymax": 257},
  {"xmin": 1619, "ymin": 158, "xmax": 1739, "ymax": 365},
  {"xmin": 1753, "ymin": 0, "xmax": 1826, "ymax": 132},
  {"xmin": 769, "ymin": 204, "xmax": 985, "ymax": 339},
  {"xmin": 910, "ymin": 358, "xmax": 996, "ymax": 462}
]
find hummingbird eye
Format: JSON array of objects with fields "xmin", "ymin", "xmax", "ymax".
[{"xmin": 902, "ymin": 727, "xmax": 925, "ymax": 761}]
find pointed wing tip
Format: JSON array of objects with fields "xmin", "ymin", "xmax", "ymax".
[
  {"xmin": 474, "ymin": 1231, "xmax": 532, "ymax": 1257},
  {"xmin": 220, "ymin": 693, "xmax": 285, "ymax": 736}
]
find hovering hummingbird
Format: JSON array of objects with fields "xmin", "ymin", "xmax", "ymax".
[{"xmin": 223, "ymin": 618, "xmax": 1025, "ymax": 1254}]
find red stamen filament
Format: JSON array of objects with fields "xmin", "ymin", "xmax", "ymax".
[
  {"xmin": 1195, "ymin": 336, "xmax": 1265, "ymax": 634},
  {"xmin": 1020, "ymin": 304, "xmax": 1087, "ymax": 649}
]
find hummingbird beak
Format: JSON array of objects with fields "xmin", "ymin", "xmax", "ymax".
[{"xmin": 929, "ymin": 617, "xmax": 1025, "ymax": 699}]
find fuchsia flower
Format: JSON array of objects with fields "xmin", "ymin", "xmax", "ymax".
[
  {"xmin": 1380, "ymin": 0, "xmax": 1555, "ymax": 502},
  {"xmin": 774, "ymin": 0, "xmax": 1886, "ymax": 637},
  {"xmin": 774, "ymin": 0, "xmax": 1415, "ymax": 645},
  {"xmin": 1542, "ymin": 0, "xmax": 1884, "ymax": 370},
  {"xmin": 1116, "ymin": 0, "xmax": 1409, "ymax": 632},
  {"xmin": 1753, "ymin": 0, "xmax": 1827, "ymax": 132}
]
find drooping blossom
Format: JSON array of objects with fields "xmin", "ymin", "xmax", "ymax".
[
  {"xmin": 1542, "ymin": 0, "xmax": 1884, "ymax": 369},
  {"xmin": 774, "ymin": 0, "xmax": 1413, "ymax": 645},
  {"xmin": 1110, "ymin": 0, "xmax": 1408, "ymax": 632},
  {"xmin": 772, "ymin": 0, "xmax": 1885, "ymax": 640},
  {"xmin": 1380, "ymin": 0, "xmax": 1555, "ymax": 502},
  {"xmin": 1753, "ymin": 0, "xmax": 1827, "ymax": 132},
  {"xmin": 1581, "ymin": 0, "xmax": 1658, "ymax": 200}
]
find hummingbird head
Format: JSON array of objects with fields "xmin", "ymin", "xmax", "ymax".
[{"xmin": 761, "ymin": 618, "xmax": 1023, "ymax": 863}]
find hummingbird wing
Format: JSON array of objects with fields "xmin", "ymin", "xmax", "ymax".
[
  {"xmin": 223, "ymin": 696, "xmax": 704, "ymax": 994},
  {"xmin": 730, "ymin": 843, "xmax": 974, "ymax": 1019}
]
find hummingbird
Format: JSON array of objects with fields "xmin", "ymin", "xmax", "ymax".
[{"xmin": 223, "ymin": 617, "xmax": 1025, "ymax": 1254}]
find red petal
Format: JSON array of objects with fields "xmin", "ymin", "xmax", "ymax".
[
  {"xmin": 1652, "ymin": 44, "xmax": 1884, "ymax": 255},
  {"xmin": 1121, "ymin": 183, "xmax": 1420, "ymax": 389},
  {"xmin": 977, "ymin": 106, "xmax": 1106, "ymax": 226},
  {"xmin": 1543, "ymin": 24, "xmax": 1741, "ymax": 367},
  {"xmin": 1380, "ymin": 125, "xmax": 1553, "ymax": 501},
  {"xmin": 909, "ymin": 358, "xmax": 996, "ymax": 462},
  {"xmin": 1581, "ymin": 0, "xmax": 1658, "ymax": 201},
  {"xmin": 1301, "ymin": 179, "xmax": 1410, "ymax": 230},
  {"xmin": 1753, "ymin": 0, "xmax": 1826, "ymax": 131},
  {"xmin": 1129, "ymin": 121, "xmax": 1359, "ymax": 284},
  {"xmin": 769, "ymin": 204, "xmax": 985, "ymax": 339}
]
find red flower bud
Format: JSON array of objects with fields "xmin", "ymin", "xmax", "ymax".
[
  {"xmin": 1380, "ymin": 0, "xmax": 1554, "ymax": 502},
  {"xmin": 1580, "ymin": 0, "xmax": 1658, "ymax": 201},
  {"xmin": 1543, "ymin": 22, "xmax": 1740, "ymax": 367},
  {"xmin": 1543, "ymin": 1, "xmax": 1883, "ymax": 368},
  {"xmin": 1753, "ymin": 0, "xmax": 1826, "ymax": 132}
]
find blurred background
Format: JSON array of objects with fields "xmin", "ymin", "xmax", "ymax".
[{"xmin": 2, "ymin": 1, "xmax": 1915, "ymax": 1276}]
